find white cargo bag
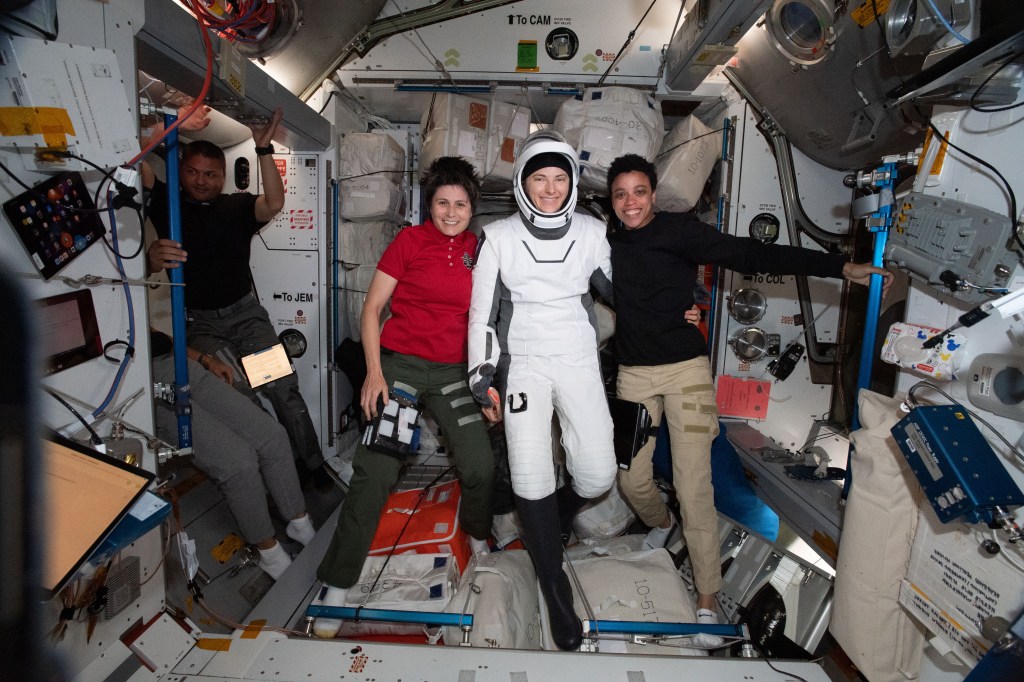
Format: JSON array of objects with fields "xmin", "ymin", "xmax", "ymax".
[
  {"xmin": 554, "ymin": 87, "xmax": 665, "ymax": 193},
  {"xmin": 337, "ymin": 552, "xmax": 460, "ymax": 637},
  {"xmin": 339, "ymin": 177, "xmax": 406, "ymax": 222},
  {"xmin": 338, "ymin": 221, "xmax": 401, "ymax": 267},
  {"xmin": 832, "ymin": 391, "xmax": 925, "ymax": 681},
  {"xmin": 483, "ymin": 98, "xmax": 531, "ymax": 190},
  {"xmin": 442, "ymin": 550, "xmax": 542, "ymax": 649},
  {"xmin": 343, "ymin": 263, "xmax": 380, "ymax": 342},
  {"xmin": 540, "ymin": 549, "xmax": 706, "ymax": 656},
  {"xmin": 419, "ymin": 93, "xmax": 530, "ymax": 191},
  {"xmin": 565, "ymin": 533, "xmax": 646, "ymax": 561},
  {"xmin": 338, "ymin": 132, "xmax": 406, "ymax": 222},
  {"xmin": 654, "ymin": 115, "xmax": 721, "ymax": 213},
  {"xmin": 572, "ymin": 481, "xmax": 635, "ymax": 541}
]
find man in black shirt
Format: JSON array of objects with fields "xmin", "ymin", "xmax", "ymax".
[
  {"xmin": 606, "ymin": 153, "xmax": 891, "ymax": 648},
  {"xmin": 145, "ymin": 107, "xmax": 325, "ymax": 482}
]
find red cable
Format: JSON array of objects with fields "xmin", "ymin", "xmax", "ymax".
[{"xmin": 127, "ymin": 5, "xmax": 215, "ymax": 167}]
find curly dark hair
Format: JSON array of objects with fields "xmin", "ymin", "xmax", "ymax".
[
  {"xmin": 421, "ymin": 156, "xmax": 482, "ymax": 211},
  {"xmin": 606, "ymin": 153, "xmax": 657, "ymax": 196}
]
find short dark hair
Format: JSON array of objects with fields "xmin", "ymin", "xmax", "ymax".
[
  {"xmin": 421, "ymin": 156, "xmax": 482, "ymax": 211},
  {"xmin": 181, "ymin": 140, "xmax": 226, "ymax": 169},
  {"xmin": 606, "ymin": 154, "xmax": 657, "ymax": 196}
]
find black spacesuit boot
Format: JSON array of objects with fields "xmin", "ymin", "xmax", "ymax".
[
  {"xmin": 516, "ymin": 493, "xmax": 583, "ymax": 651},
  {"xmin": 556, "ymin": 483, "xmax": 588, "ymax": 546}
]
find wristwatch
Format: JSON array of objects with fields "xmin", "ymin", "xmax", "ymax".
[{"xmin": 255, "ymin": 144, "xmax": 274, "ymax": 156}]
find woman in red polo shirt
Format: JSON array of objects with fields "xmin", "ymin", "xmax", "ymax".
[{"xmin": 314, "ymin": 157, "xmax": 499, "ymax": 638}]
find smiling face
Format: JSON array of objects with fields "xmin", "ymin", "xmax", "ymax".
[
  {"xmin": 525, "ymin": 166, "xmax": 570, "ymax": 214},
  {"xmin": 610, "ymin": 170, "xmax": 657, "ymax": 230},
  {"xmin": 180, "ymin": 155, "xmax": 226, "ymax": 203},
  {"xmin": 429, "ymin": 184, "xmax": 473, "ymax": 236}
]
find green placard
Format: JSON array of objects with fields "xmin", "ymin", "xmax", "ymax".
[{"xmin": 517, "ymin": 41, "xmax": 539, "ymax": 72}]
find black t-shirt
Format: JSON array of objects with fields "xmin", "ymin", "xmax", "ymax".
[
  {"xmin": 609, "ymin": 211, "xmax": 846, "ymax": 366},
  {"xmin": 149, "ymin": 179, "xmax": 264, "ymax": 310}
]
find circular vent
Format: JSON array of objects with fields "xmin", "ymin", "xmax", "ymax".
[
  {"xmin": 729, "ymin": 327, "xmax": 770, "ymax": 362},
  {"xmin": 728, "ymin": 289, "xmax": 768, "ymax": 324}
]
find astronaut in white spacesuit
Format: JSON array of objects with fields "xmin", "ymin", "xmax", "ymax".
[{"xmin": 468, "ymin": 131, "xmax": 615, "ymax": 650}]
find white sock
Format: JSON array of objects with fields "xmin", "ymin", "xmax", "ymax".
[
  {"xmin": 286, "ymin": 514, "xmax": 316, "ymax": 546},
  {"xmin": 469, "ymin": 537, "xmax": 490, "ymax": 555},
  {"xmin": 257, "ymin": 541, "xmax": 292, "ymax": 580},
  {"xmin": 312, "ymin": 585, "xmax": 349, "ymax": 639},
  {"xmin": 642, "ymin": 516, "xmax": 678, "ymax": 550},
  {"xmin": 693, "ymin": 608, "xmax": 724, "ymax": 649}
]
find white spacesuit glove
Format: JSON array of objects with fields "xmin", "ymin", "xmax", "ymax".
[{"xmin": 468, "ymin": 362, "xmax": 496, "ymax": 407}]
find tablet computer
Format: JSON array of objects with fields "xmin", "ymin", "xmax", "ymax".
[
  {"xmin": 240, "ymin": 343, "xmax": 294, "ymax": 388},
  {"xmin": 3, "ymin": 171, "xmax": 106, "ymax": 280}
]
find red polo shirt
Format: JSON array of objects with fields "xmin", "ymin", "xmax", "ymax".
[{"xmin": 377, "ymin": 220, "xmax": 478, "ymax": 364}]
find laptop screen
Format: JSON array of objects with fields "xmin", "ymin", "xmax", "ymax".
[{"xmin": 40, "ymin": 433, "xmax": 154, "ymax": 600}]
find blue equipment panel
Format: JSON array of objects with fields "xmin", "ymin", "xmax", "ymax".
[{"xmin": 890, "ymin": 405, "xmax": 1024, "ymax": 524}]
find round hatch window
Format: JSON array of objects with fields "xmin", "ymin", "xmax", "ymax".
[{"xmin": 765, "ymin": 0, "xmax": 836, "ymax": 66}]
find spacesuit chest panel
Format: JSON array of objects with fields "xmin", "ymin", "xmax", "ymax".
[
  {"xmin": 484, "ymin": 215, "xmax": 606, "ymax": 357},
  {"xmin": 499, "ymin": 218, "xmax": 593, "ymax": 303}
]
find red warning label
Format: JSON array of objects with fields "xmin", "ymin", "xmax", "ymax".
[{"xmin": 289, "ymin": 208, "xmax": 314, "ymax": 229}]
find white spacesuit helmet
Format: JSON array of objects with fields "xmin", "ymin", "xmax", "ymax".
[{"xmin": 513, "ymin": 130, "xmax": 580, "ymax": 229}]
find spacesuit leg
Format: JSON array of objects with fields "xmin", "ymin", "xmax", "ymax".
[
  {"xmin": 503, "ymin": 356, "xmax": 582, "ymax": 649},
  {"xmin": 503, "ymin": 356, "xmax": 558, "ymax": 500},
  {"xmin": 516, "ymin": 492, "xmax": 583, "ymax": 650},
  {"xmin": 551, "ymin": 351, "xmax": 617, "ymax": 499}
]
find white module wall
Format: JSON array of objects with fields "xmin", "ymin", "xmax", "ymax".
[
  {"xmin": 244, "ymin": 150, "xmax": 330, "ymax": 452},
  {"xmin": 712, "ymin": 101, "xmax": 850, "ymax": 456}
]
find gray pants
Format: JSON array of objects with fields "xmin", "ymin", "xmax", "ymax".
[
  {"xmin": 186, "ymin": 294, "xmax": 324, "ymax": 471},
  {"xmin": 154, "ymin": 354, "xmax": 306, "ymax": 544}
]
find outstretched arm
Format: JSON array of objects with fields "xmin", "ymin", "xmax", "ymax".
[
  {"xmin": 252, "ymin": 107, "xmax": 285, "ymax": 222},
  {"xmin": 842, "ymin": 262, "xmax": 894, "ymax": 299}
]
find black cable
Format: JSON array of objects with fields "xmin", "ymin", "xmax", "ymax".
[
  {"xmin": 57, "ymin": 151, "xmax": 118, "ymax": 185},
  {"xmin": 352, "ymin": 466, "xmax": 455, "ymax": 621},
  {"xmin": 99, "ymin": 189, "xmax": 145, "ymax": 260},
  {"xmin": 317, "ymin": 89, "xmax": 337, "ymax": 115},
  {"xmin": 596, "ymin": 0, "xmax": 658, "ymax": 87},
  {"xmin": 102, "ymin": 339, "xmax": 133, "ymax": 363},
  {"xmin": 337, "ymin": 168, "xmax": 409, "ymax": 182},
  {"xmin": 753, "ymin": 641, "xmax": 810, "ymax": 682},
  {"xmin": 54, "ymin": 151, "xmax": 148, "ymax": 259},
  {"xmin": 969, "ymin": 47, "xmax": 1024, "ymax": 113},
  {"xmin": 0, "ymin": 158, "xmax": 110, "ymax": 215},
  {"xmin": 761, "ymin": 657, "xmax": 810, "ymax": 682},
  {"xmin": 912, "ymin": 103, "xmax": 1021, "ymax": 251},
  {"xmin": 44, "ymin": 388, "xmax": 103, "ymax": 446},
  {"xmin": 655, "ymin": 127, "xmax": 727, "ymax": 159}
]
